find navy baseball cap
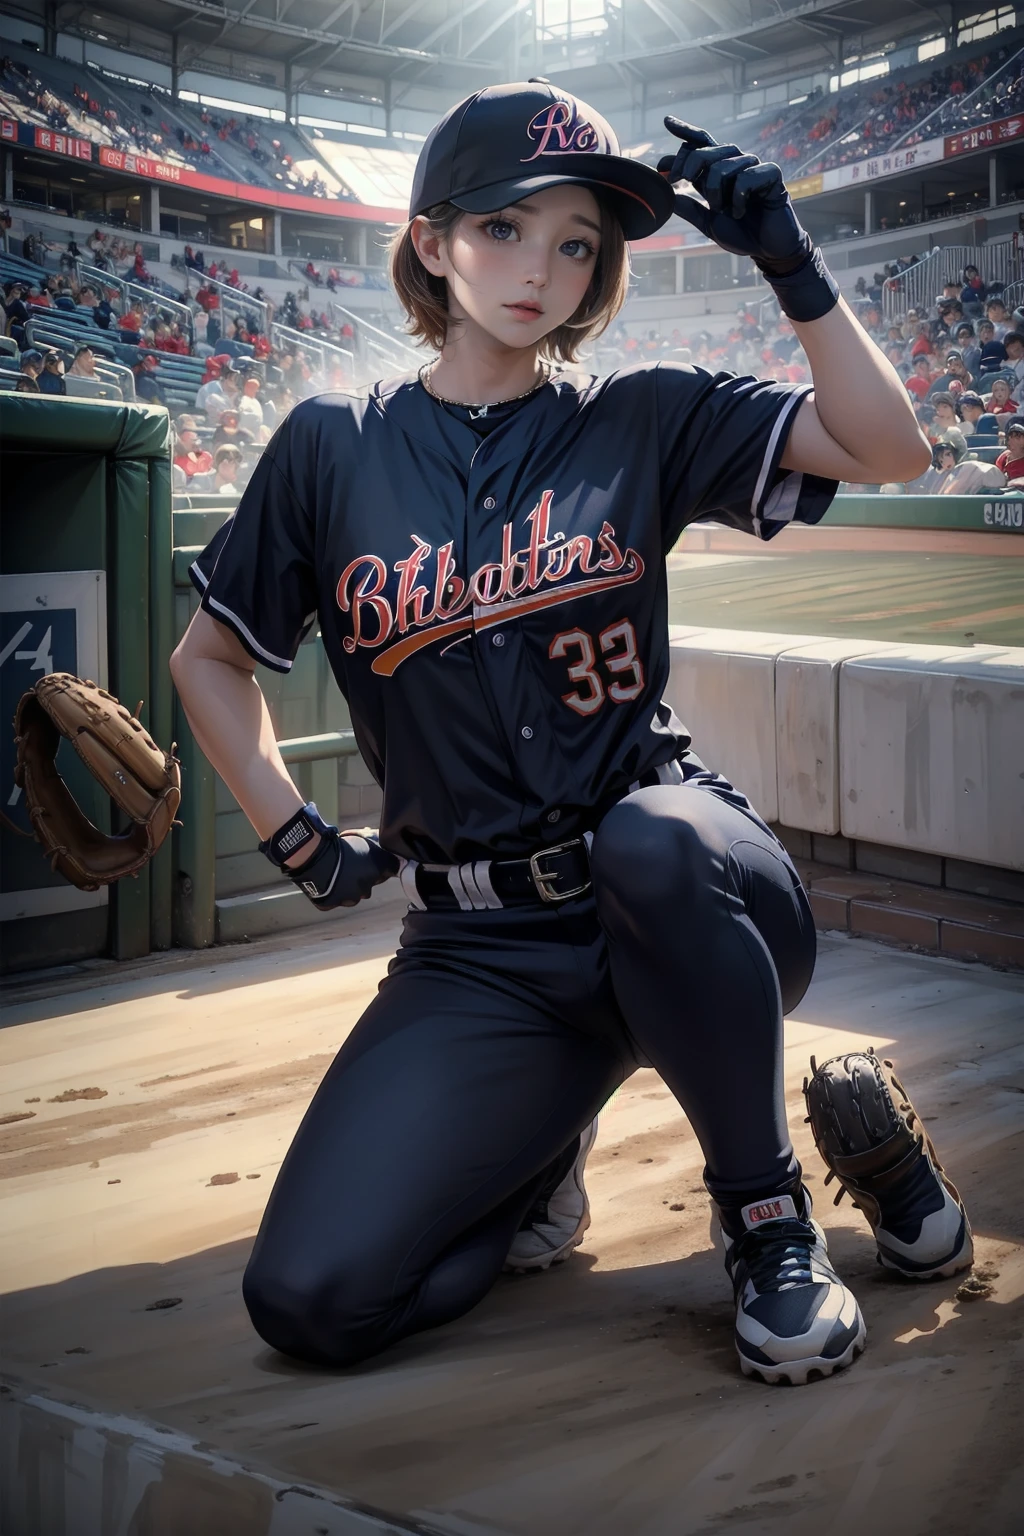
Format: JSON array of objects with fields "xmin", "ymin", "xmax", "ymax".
[{"xmin": 409, "ymin": 80, "xmax": 676, "ymax": 240}]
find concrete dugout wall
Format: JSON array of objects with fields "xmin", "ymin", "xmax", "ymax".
[{"xmin": 666, "ymin": 627, "xmax": 1024, "ymax": 872}]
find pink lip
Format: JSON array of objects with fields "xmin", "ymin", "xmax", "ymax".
[{"xmin": 505, "ymin": 302, "xmax": 544, "ymax": 318}]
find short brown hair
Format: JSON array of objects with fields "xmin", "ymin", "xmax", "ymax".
[{"xmin": 389, "ymin": 198, "xmax": 629, "ymax": 363}]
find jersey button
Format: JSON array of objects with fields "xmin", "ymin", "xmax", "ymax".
[
  {"xmin": 547, "ymin": 809, "xmax": 561, "ymax": 824},
  {"xmin": 482, "ymin": 495, "xmax": 496, "ymax": 510},
  {"xmin": 492, "ymin": 632, "xmax": 505, "ymax": 647},
  {"xmin": 521, "ymin": 726, "xmax": 534, "ymax": 740}
]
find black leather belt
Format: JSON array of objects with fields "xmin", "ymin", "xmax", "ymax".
[
  {"xmin": 402, "ymin": 755, "xmax": 689, "ymax": 913},
  {"xmin": 408, "ymin": 838, "xmax": 593, "ymax": 911}
]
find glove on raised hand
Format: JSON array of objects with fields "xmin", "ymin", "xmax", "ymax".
[{"xmin": 657, "ymin": 118, "xmax": 839, "ymax": 322}]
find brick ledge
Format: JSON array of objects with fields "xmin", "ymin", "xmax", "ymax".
[{"xmin": 795, "ymin": 860, "xmax": 1024, "ymax": 970}]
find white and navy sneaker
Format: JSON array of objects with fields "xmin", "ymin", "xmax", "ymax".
[
  {"xmin": 868, "ymin": 1150, "xmax": 973, "ymax": 1280},
  {"xmin": 717, "ymin": 1189, "xmax": 866, "ymax": 1386},
  {"xmin": 504, "ymin": 1118, "xmax": 599, "ymax": 1274}
]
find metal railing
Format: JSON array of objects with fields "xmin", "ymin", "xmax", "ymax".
[
  {"xmin": 882, "ymin": 242, "xmax": 1024, "ymax": 320},
  {"xmin": 182, "ymin": 269, "xmax": 272, "ymax": 341},
  {"xmin": 328, "ymin": 300, "xmax": 423, "ymax": 377},
  {"xmin": 75, "ymin": 260, "xmax": 194, "ymax": 344},
  {"xmin": 269, "ymin": 321, "xmax": 356, "ymax": 380},
  {"xmin": 1001, "ymin": 277, "xmax": 1024, "ymax": 312}
]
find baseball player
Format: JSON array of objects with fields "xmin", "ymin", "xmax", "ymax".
[{"xmin": 172, "ymin": 82, "xmax": 942, "ymax": 1386}]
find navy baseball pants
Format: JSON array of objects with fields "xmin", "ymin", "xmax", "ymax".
[{"xmin": 243, "ymin": 777, "xmax": 816, "ymax": 1367}]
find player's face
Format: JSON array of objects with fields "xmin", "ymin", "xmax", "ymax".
[{"xmin": 433, "ymin": 184, "xmax": 602, "ymax": 352}]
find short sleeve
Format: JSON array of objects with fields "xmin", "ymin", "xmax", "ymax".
[
  {"xmin": 188, "ymin": 407, "xmax": 318, "ymax": 673},
  {"xmin": 655, "ymin": 362, "xmax": 838, "ymax": 548}
]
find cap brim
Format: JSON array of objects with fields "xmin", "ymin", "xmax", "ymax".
[{"xmin": 450, "ymin": 156, "xmax": 676, "ymax": 240}]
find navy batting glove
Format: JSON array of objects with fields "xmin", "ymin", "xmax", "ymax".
[
  {"xmin": 286, "ymin": 828, "xmax": 399, "ymax": 911},
  {"xmin": 657, "ymin": 118, "xmax": 838, "ymax": 322},
  {"xmin": 259, "ymin": 802, "xmax": 399, "ymax": 911}
]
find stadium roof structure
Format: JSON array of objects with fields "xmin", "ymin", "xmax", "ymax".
[{"xmin": 10, "ymin": 0, "xmax": 953, "ymax": 109}]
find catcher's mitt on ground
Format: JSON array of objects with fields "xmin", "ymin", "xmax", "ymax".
[
  {"xmin": 803, "ymin": 1049, "xmax": 973, "ymax": 1281},
  {"xmin": 10, "ymin": 673, "xmax": 180, "ymax": 891}
]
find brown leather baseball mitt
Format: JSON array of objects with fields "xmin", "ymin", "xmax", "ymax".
[
  {"xmin": 11, "ymin": 673, "xmax": 180, "ymax": 891},
  {"xmin": 803, "ymin": 1049, "xmax": 973, "ymax": 1280}
]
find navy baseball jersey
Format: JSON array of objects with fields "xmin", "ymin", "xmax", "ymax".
[{"xmin": 190, "ymin": 363, "xmax": 836, "ymax": 863}]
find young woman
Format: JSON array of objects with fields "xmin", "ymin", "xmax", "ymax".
[{"xmin": 171, "ymin": 82, "xmax": 945, "ymax": 1387}]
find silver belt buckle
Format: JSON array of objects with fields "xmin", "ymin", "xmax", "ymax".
[{"xmin": 528, "ymin": 839, "xmax": 591, "ymax": 903}]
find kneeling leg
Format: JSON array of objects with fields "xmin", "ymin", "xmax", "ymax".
[{"xmin": 243, "ymin": 970, "xmax": 622, "ymax": 1367}]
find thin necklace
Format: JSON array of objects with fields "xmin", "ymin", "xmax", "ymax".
[{"xmin": 418, "ymin": 359, "xmax": 552, "ymax": 419}]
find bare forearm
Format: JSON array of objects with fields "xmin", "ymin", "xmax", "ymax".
[
  {"xmin": 172, "ymin": 654, "xmax": 303, "ymax": 841},
  {"xmin": 786, "ymin": 296, "xmax": 930, "ymax": 482}
]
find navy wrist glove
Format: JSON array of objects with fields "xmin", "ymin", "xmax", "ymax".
[
  {"xmin": 260, "ymin": 801, "xmax": 399, "ymax": 911},
  {"xmin": 657, "ymin": 118, "xmax": 839, "ymax": 324},
  {"xmin": 287, "ymin": 828, "xmax": 400, "ymax": 911}
]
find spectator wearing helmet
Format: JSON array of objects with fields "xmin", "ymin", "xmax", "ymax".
[
  {"xmin": 928, "ymin": 350, "xmax": 972, "ymax": 396},
  {"xmin": 996, "ymin": 421, "xmax": 1024, "ymax": 482}
]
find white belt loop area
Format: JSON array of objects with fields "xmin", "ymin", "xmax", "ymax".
[
  {"xmin": 446, "ymin": 861, "xmax": 504, "ymax": 911},
  {"xmin": 398, "ymin": 857, "xmax": 427, "ymax": 910}
]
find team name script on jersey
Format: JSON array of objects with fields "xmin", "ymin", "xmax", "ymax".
[{"xmin": 336, "ymin": 490, "xmax": 645, "ymax": 677}]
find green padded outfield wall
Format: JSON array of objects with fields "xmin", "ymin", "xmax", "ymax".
[{"xmin": 0, "ymin": 397, "xmax": 174, "ymax": 973}]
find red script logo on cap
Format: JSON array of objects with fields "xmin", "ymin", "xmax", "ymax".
[{"xmin": 522, "ymin": 101, "xmax": 600, "ymax": 162}]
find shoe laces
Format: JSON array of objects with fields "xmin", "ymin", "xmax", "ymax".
[{"xmin": 731, "ymin": 1218, "xmax": 821, "ymax": 1292}]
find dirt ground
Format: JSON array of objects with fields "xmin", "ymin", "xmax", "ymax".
[{"xmin": 1, "ymin": 906, "xmax": 1023, "ymax": 1536}]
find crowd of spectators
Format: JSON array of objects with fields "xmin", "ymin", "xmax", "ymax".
[
  {"xmin": 9, "ymin": 208, "xmax": 1024, "ymax": 499},
  {"xmin": 194, "ymin": 106, "xmax": 335, "ymax": 199},
  {"xmin": 0, "ymin": 53, "xmax": 202, "ymax": 174},
  {"xmin": 1, "ymin": 50, "xmax": 344, "ymax": 203},
  {"xmin": 592, "ymin": 257, "xmax": 1024, "ymax": 494},
  {"xmin": 749, "ymin": 35, "xmax": 1022, "ymax": 177}
]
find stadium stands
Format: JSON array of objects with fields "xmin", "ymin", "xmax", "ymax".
[
  {"xmin": 740, "ymin": 30, "xmax": 1024, "ymax": 178},
  {"xmin": 0, "ymin": 44, "xmax": 351, "ymax": 203},
  {"xmin": 5, "ymin": 20, "xmax": 1024, "ymax": 503}
]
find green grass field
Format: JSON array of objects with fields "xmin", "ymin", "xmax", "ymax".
[{"xmin": 667, "ymin": 550, "xmax": 1024, "ymax": 649}]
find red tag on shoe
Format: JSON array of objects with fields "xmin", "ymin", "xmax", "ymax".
[{"xmin": 742, "ymin": 1195, "xmax": 799, "ymax": 1229}]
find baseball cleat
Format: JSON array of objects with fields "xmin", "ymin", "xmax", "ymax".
[
  {"xmin": 504, "ymin": 1117, "xmax": 599, "ymax": 1274},
  {"xmin": 716, "ymin": 1189, "xmax": 866, "ymax": 1386},
  {"xmin": 859, "ymin": 1141, "xmax": 973, "ymax": 1281}
]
